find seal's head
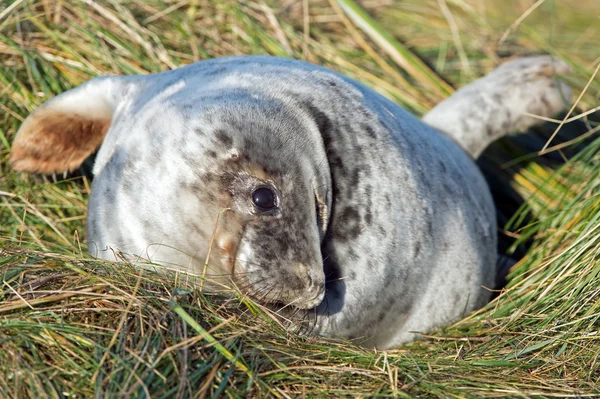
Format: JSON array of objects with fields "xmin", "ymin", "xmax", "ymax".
[
  {"xmin": 189, "ymin": 95, "xmax": 332, "ymax": 309},
  {"xmin": 10, "ymin": 72, "xmax": 331, "ymax": 310}
]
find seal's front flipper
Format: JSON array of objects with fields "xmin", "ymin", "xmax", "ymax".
[
  {"xmin": 10, "ymin": 76, "xmax": 136, "ymax": 175},
  {"xmin": 422, "ymin": 55, "xmax": 572, "ymax": 158}
]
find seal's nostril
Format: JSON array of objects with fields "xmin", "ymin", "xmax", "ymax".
[{"xmin": 307, "ymin": 271, "xmax": 314, "ymax": 288}]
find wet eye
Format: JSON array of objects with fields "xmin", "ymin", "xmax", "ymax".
[{"xmin": 252, "ymin": 186, "xmax": 277, "ymax": 211}]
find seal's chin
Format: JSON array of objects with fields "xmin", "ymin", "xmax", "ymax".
[
  {"xmin": 242, "ymin": 284, "xmax": 325, "ymax": 310},
  {"xmin": 290, "ymin": 288, "xmax": 326, "ymax": 310}
]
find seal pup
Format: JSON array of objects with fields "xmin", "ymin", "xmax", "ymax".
[{"xmin": 10, "ymin": 55, "xmax": 571, "ymax": 349}]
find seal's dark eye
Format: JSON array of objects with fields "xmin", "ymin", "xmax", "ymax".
[{"xmin": 252, "ymin": 187, "xmax": 277, "ymax": 211}]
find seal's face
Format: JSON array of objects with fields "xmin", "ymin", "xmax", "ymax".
[
  {"xmin": 224, "ymin": 175, "xmax": 326, "ymax": 309},
  {"xmin": 210, "ymin": 161, "xmax": 326, "ymax": 309},
  {"xmin": 184, "ymin": 98, "xmax": 329, "ymax": 310}
]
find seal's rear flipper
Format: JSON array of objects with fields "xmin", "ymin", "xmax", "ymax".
[
  {"xmin": 10, "ymin": 76, "xmax": 133, "ymax": 175},
  {"xmin": 422, "ymin": 55, "xmax": 572, "ymax": 158}
]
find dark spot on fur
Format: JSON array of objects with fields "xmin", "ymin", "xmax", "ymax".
[
  {"xmin": 215, "ymin": 130, "xmax": 233, "ymax": 148},
  {"xmin": 184, "ymin": 219, "xmax": 206, "ymax": 237},
  {"xmin": 438, "ymin": 160, "xmax": 447, "ymax": 174},
  {"xmin": 182, "ymin": 152, "xmax": 197, "ymax": 166},
  {"xmin": 151, "ymin": 147, "xmax": 162, "ymax": 163},
  {"xmin": 365, "ymin": 210, "xmax": 373, "ymax": 225},
  {"xmin": 426, "ymin": 219, "xmax": 434, "ymax": 237},
  {"xmin": 88, "ymin": 216, "xmax": 99, "ymax": 240},
  {"xmin": 384, "ymin": 194, "xmax": 392, "ymax": 209},
  {"xmin": 330, "ymin": 155, "xmax": 344, "ymax": 169},
  {"xmin": 219, "ymin": 172, "xmax": 236, "ymax": 191},
  {"xmin": 364, "ymin": 124, "xmax": 377, "ymax": 139},
  {"xmin": 103, "ymin": 185, "xmax": 115, "ymax": 202},
  {"xmin": 329, "ymin": 155, "xmax": 347, "ymax": 178},
  {"xmin": 350, "ymin": 169, "xmax": 360, "ymax": 187},
  {"xmin": 414, "ymin": 241, "xmax": 421, "ymax": 257},
  {"xmin": 274, "ymin": 233, "xmax": 291, "ymax": 254},
  {"xmin": 260, "ymin": 261, "xmax": 272, "ymax": 272},
  {"xmin": 141, "ymin": 218, "xmax": 154, "ymax": 233},
  {"xmin": 382, "ymin": 274, "xmax": 394, "ymax": 289},
  {"xmin": 443, "ymin": 182, "xmax": 454, "ymax": 195},
  {"xmin": 263, "ymin": 166, "xmax": 284, "ymax": 179},
  {"xmin": 334, "ymin": 206, "xmax": 362, "ymax": 242},
  {"xmin": 377, "ymin": 296, "xmax": 396, "ymax": 324},
  {"xmin": 300, "ymin": 101, "xmax": 333, "ymax": 138},
  {"xmin": 242, "ymin": 137, "xmax": 254, "ymax": 152},
  {"xmin": 239, "ymin": 152, "xmax": 251, "ymax": 163},
  {"xmin": 367, "ymin": 260, "xmax": 376, "ymax": 271},
  {"xmin": 202, "ymin": 66, "xmax": 226, "ymax": 76},
  {"xmin": 347, "ymin": 248, "xmax": 359, "ymax": 261},
  {"xmin": 206, "ymin": 150, "xmax": 217, "ymax": 158},
  {"xmin": 145, "ymin": 115, "xmax": 159, "ymax": 134}
]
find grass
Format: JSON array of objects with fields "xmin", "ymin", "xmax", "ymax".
[{"xmin": 1, "ymin": 0, "xmax": 599, "ymax": 397}]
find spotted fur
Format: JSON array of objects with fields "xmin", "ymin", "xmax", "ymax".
[{"xmin": 11, "ymin": 55, "xmax": 571, "ymax": 349}]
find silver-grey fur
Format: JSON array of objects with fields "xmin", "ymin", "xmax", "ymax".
[{"xmin": 11, "ymin": 55, "xmax": 571, "ymax": 349}]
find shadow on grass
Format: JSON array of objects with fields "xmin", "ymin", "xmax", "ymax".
[{"xmin": 479, "ymin": 111, "xmax": 600, "ymax": 290}]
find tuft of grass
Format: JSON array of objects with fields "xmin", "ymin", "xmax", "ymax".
[{"xmin": 1, "ymin": 0, "xmax": 599, "ymax": 397}]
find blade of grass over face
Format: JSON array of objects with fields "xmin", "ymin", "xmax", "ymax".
[{"xmin": 1, "ymin": 0, "xmax": 600, "ymax": 397}]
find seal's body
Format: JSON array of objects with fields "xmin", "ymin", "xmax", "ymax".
[{"xmin": 10, "ymin": 55, "xmax": 571, "ymax": 348}]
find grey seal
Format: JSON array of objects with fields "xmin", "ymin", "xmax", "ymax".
[{"xmin": 10, "ymin": 55, "xmax": 571, "ymax": 349}]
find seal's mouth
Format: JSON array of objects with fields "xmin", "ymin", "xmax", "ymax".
[
  {"xmin": 289, "ymin": 288, "xmax": 325, "ymax": 310},
  {"xmin": 243, "ymin": 287, "xmax": 324, "ymax": 311},
  {"xmin": 232, "ymin": 274, "xmax": 325, "ymax": 310}
]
